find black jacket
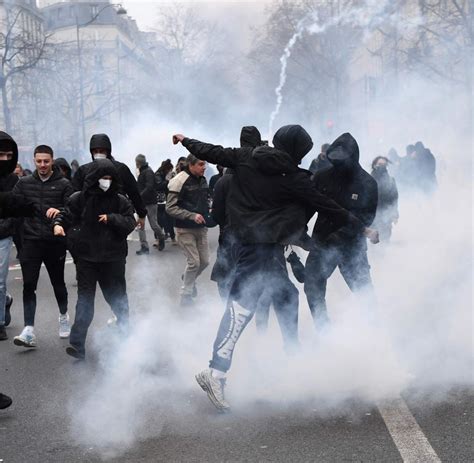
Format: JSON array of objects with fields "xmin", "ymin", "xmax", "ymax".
[
  {"xmin": 166, "ymin": 169, "xmax": 209, "ymax": 229},
  {"xmin": 137, "ymin": 163, "xmax": 157, "ymax": 206},
  {"xmin": 211, "ymin": 172, "xmax": 232, "ymax": 228},
  {"xmin": 13, "ymin": 168, "xmax": 73, "ymax": 242},
  {"xmin": 181, "ymin": 125, "xmax": 364, "ymax": 244},
  {"xmin": 56, "ymin": 159, "xmax": 136, "ymax": 262},
  {"xmin": 72, "ymin": 134, "xmax": 146, "ymax": 218},
  {"xmin": 311, "ymin": 133, "xmax": 378, "ymax": 246},
  {"xmin": 0, "ymin": 131, "xmax": 19, "ymax": 238},
  {"xmin": 309, "ymin": 154, "xmax": 331, "ymax": 175}
]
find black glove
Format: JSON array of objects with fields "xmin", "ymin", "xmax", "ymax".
[{"xmin": 287, "ymin": 250, "xmax": 305, "ymax": 283}]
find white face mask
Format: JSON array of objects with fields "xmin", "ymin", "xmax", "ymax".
[
  {"xmin": 93, "ymin": 153, "xmax": 107, "ymax": 160},
  {"xmin": 98, "ymin": 178, "xmax": 111, "ymax": 192}
]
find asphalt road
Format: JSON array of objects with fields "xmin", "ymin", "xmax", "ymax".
[{"xmin": 0, "ymin": 229, "xmax": 472, "ymax": 462}]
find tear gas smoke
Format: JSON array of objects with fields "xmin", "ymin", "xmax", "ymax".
[{"xmin": 57, "ymin": 1, "xmax": 472, "ymax": 459}]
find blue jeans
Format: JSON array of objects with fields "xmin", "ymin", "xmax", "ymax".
[{"xmin": 0, "ymin": 237, "xmax": 12, "ymax": 326}]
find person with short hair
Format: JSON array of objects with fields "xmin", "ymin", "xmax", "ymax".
[
  {"xmin": 166, "ymin": 154, "xmax": 210, "ymax": 306},
  {"xmin": 12, "ymin": 145, "xmax": 73, "ymax": 348}
]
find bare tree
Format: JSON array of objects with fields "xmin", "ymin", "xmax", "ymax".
[{"xmin": 0, "ymin": 4, "xmax": 50, "ymax": 132}]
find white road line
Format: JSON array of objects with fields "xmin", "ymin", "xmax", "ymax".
[{"xmin": 378, "ymin": 396, "xmax": 441, "ymax": 463}]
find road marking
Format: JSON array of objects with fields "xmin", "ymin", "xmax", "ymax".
[
  {"xmin": 378, "ymin": 396, "xmax": 441, "ymax": 462},
  {"xmin": 9, "ymin": 258, "xmax": 75, "ymax": 271}
]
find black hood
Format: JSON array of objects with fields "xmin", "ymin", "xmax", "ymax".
[
  {"xmin": 54, "ymin": 157, "xmax": 72, "ymax": 180},
  {"xmin": 272, "ymin": 125, "xmax": 313, "ymax": 164},
  {"xmin": 326, "ymin": 133, "xmax": 360, "ymax": 169},
  {"xmin": 83, "ymin": 159, "xmax": 120, "ymax": 193},
  {"xmin": 0, "ymin": 131, "xmax": 18, "ymax": 177},
  {"xmin": 90, "ymin": 133, "xmax": 112, "ymax": 159},
  {"xmin": 252, "ymin": 145, "xmax": 299, "ymax": 175},
  {"xmin": 240, "ymin": 126, "xmax": 262, "ymax": 148}
]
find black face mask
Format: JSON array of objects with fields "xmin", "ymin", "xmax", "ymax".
[
  {"xmin": 375, "ymin": 165, "xmax": 387, "ymax": 173},
  {"xmin": 328, "ymin": 146, "xmax": 352, "ymax": 170}
]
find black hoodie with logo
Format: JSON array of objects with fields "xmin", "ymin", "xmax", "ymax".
[
  {"xmin": 72, "ymin": 134, "xmax": 147, "ymax": 218},
  {"xmin": 311, "ymin": 133, "xmax": 378, "ymax": 246},
  {"xmin": 182, "ymin": 125, "xmax": 364, "ymax": 244},
  {"xmin": 55, "ymin": 159, "xmax": 136, "ymax": 262}
]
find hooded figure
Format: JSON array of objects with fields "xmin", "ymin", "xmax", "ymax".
[
  {"xmin": 54, "ymin": 159, "xmax": 135, "ymax": 359},
  {"xmin": 174, "ymin": 125, "xmax": 374, "ymax": 412},
  {"xmin": 304, "ymin": 132, "xmax": 378, "ymax": 327},
  {"xmin": 54, "ymin": 158, "xmax": 72, "ymax": 180},
  {"xmin": 72, "ymin": 134, "xmax": 147, "ymax": 220}
]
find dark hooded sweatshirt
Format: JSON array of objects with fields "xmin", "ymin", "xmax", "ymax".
[
  {"xmin": 311, "ymin": 133, "xmax": 378, "ymax": 246},
  {"xmin": 56, "ymin": 159, "xmax": 136, "ymax": 262},
  {"xmin": 54, "ymin": 158, "xmax": 72, "ymax": 180},
  {"xmin": 182, "ymin": 125, "xmax": 364, "ymax": 244},
  {"xmin": 0, "ymin": 131, "xmax": 19, "ymax": 238},
  {"xmin": 72, "ymin": 134, "xmax": 147, "ymax": 218},
  {"xmin": 211, "ymin": 126, "xmax": 262, "ymax": 228}
]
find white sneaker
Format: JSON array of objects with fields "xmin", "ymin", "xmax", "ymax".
[
  {"xmin": 13, "ymin": 326, "xmax": 37, "ymax": 348},
  {"xmin": 59, "ymin": 314, "xmax": 70, "ymax": 338},
  {"xmin": 195, "ymin": 369, "xmax": 230, "ymax": 412}
]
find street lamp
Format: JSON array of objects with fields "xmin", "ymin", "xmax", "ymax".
[{"xmin": 76, "ymin": 3, "xmax": 127, "ymax": 154}]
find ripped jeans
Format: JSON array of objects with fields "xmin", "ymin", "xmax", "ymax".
[{"xmin": 209, "ymin": 242, "xmax": 299, "ymax": 373}]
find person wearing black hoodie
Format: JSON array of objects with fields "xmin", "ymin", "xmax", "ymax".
[
  {"xmin": 13, "ymin": 145, "xmax": 73, "ymax": 348},
  {"xmin": 0, "ymin": 132, "xmax": 19, "ymax": 341},
  {"xmin": 304, "ymin": 133, "xmax": 378, "ymax": 328},
  {"xmin": 135, "ymin": 154, "xmax": 165, "ymax": 254},
  {"xmin": 173, "ymin": 125, "xmax": 378, "ymax": 412},
  {"xmin": 54, "ymin": 157, "xmax": 72, "ymax": 180},
  {"xmin": 54, "ymin": 159, "xmax": 136, "ymax": 359},
  {"xmin": 72, "ymin": 134, "xmax": 147, "ymax": 229}
]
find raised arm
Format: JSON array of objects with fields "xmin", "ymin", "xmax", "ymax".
[{"xmin": 173, "ymin": 134, "xmax": 240, "ymax": 168}]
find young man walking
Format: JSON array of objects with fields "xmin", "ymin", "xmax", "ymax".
[
  {"xmin": 13, "ymin": 145, "xmax": 73, "ymax": 347},
  {"xmin": 166, "ymin": 154, "xmax": 210, "ymax": 307}
]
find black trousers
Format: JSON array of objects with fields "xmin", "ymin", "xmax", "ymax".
[
  {"xmin": 69, "ymin": 259, "xmax": 129, "ymax": 355},
  {"xmin": 157, "ymin": 204, "xmax": 175, "ymax": 239},
  {"xmin": 304, "ymin": 242, "xmax": 372, "ymax": 325},
  {"xmin": 210, "ymin": 243, "xmax": 299, "ymax": 373},
  {"xmin": 20, "ymin": 240, "xmax": 68, "ymax": 326}
]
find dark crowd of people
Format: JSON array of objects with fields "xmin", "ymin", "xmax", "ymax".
[{"xmin": 0, "ymin": 126, "xmax": 437, "ymax": 412}]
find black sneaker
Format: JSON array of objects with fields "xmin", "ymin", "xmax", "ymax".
[
  {"xmin": 158, "ymin": 239, "xmax": 165, "ymax": 251},
  {"xmin": 4, "ymin": 294, "xmax": 12, "ymax": 327},
  {"xmin": 0, "ymin": 326, "xmax": 7, "ymax": 341},
  {"xmin": 0, "ymin": 393, "xmax": 12, "ymax": 410},
  {"xmin": 136, "ymin": 247, "xmax": 150, "ymax": 256},
  {"xmin": 66, "ymin": 345, "xmax": 85, "ymax": 360}
]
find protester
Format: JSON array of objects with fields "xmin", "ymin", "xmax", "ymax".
[
  {"xmin": 371, "ymin": 156, "xmax": 399, "ymax": 241},
  {"xmin": 175, "ymin": 156, "xmax": 187, "ymax": 174},
  {"xmin": 14, "ymin": 163, "xmax": 24, "ymax": 178},
  {"xmin": 72, "ymin": 134, "xmax": 147, "ymax": 231},
  {"xmin": 155, "ymin": 159, "xmax": 176, "ymax": 243},
  {"xmin": 54, "ymin": 159, "xmax": 135, "ymax": 360},
  {"xmin": 166, "ymin": 154, "xmax": 210, "ymax": 307},
  {"xmin": 172, "ymin": 126, "xmax": 378, "ymax": 411},
  {"xmin": 54, "ymin": 157, "xmax": 72, "ymax": 180},
  {"xmin": 135, "ymin": 154, "xmax": 165, "ymax": 254},
  {"xmin": 208, "ymin": 165, "xmax": 224, "ymax": 197},
  {"xmin": 12, "ymin": 145, "xmax": 73, "ymax": 348},
  {"xmin": 414, "ymin": 141, "xmax": 437, "ymax": 194},
  {"xmin": 0, "ymin": 132, "xmax": 19, "ymax": 341},
  {"xmin": 309, "ymin": 143, "xmax": 331, "ymax": 175},
  {"xmin": 70, "ymin": 159, "xmax": 79, "ymax": 178},
  {"xmin": 304, "ymin": 133, "xmax": 378, "ymax": 328}
]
